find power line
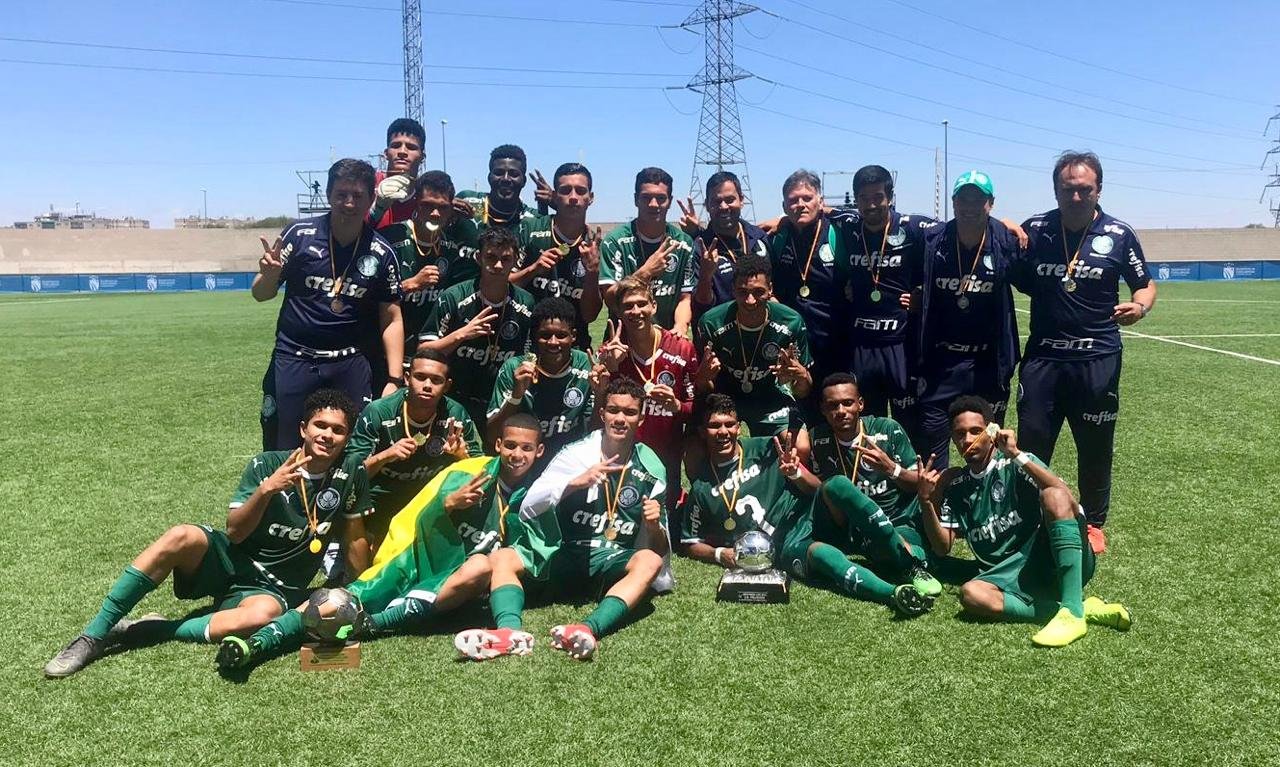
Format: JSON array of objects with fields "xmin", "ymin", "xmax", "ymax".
[
  {"xmin": 250, "ymin": 0, "xmax": 662, "ymax": 27},
  {"xmin": 881, "ymin": 0, "xmax": 1268, "ymax": 108}
]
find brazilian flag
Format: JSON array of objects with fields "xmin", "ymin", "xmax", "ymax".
[{"xmin": 349, "ymin": 457, "xmax": 561, "ymax": 612}]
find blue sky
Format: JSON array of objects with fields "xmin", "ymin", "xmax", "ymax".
[{"xmin": 1, "ymin": 0, "xmax": 1274, "ymax": 229}]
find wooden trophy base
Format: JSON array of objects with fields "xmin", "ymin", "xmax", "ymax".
[{"xmin": 299, "ymin": 641, "xmax": 361, "ymax": 671}]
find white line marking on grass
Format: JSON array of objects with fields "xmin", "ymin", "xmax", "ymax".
[
  {"xmin": 1157, "ymin": 334, "xmax": 1280, "ymax": 339},
  {"xmin": 0, "ymin": 298, "xmax": 91, "ymax": 307},
  {"xmin": 1157, "ymin": 299, "xmax": 1279, "ymax": 304}
]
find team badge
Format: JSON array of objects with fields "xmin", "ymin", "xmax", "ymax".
[
  {"xmin": 618, "ymin": 485, "xmax": 641, "ymax": 507},
  {"xmin": 425, "ymin": 436, "xmax": 446, "ymax": 456},
  {"xmin": 887, "ymin": 229, "xmax": 906, "ymax": 247},
  {"xmin": 819, "ymin": 242, "xmax": 835, "ymax": 264},
  {"xmin": 357, "ymin": 255, "xmax": 379, "ymax": 277},
  {"xmin": 88, "ymin": 276, "xmax": 100, "ymax": 292},
  {"xmin": 563, "ymin": 387, "xmax": 585, "ymax": 408},
  {"xmin": 657, "ymin": 370, "xmax": 676, "ymax": 387},
  {"xmin": 204, "ymin": 274, "xmax": 218, "ymax": 291},
  {"xmin": 316, "ymin": 487, "xmax": 342, "ymax": 512},
  {"xmin": 761, "ymin": 342, "xmax": 781, "ymax": 361},
  {"xmin": 1157, "ymin": 264, "xmax": 1171, "ymax": 281},
  {"xmin": 29, "ymin": 276, "xmax": 42, "ymax": 292},
  {"xmin": 574, "ymin": 259, "xmax": 587, "ymax": 278},
  {"xmin": 991, "ymin": 480, "xmax": 1005, "ymax": 503},
  {"xmin": 436, "ymin": 258, "xmax": 450, "ymax": 276},
  {"xmin": 664, "ymin": 253, "xmax": 680, "ymax": 273},
  {"xmin": 1091, "ymin": 235, "xmax": 1114, "ymax": 255},
  {"xmin": 500, "ymin": 320, "xmax": 521, "ymax": 340},
  {"xmin": 146, "ymin": 275, "xmax": 159, "ymax": 292},
  {"xmin": 261, "ymin": 394, "xmax": 277, "ymax": 418}
]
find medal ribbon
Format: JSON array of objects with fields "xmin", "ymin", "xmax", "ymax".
[
  {"xmin": 326, "ymin": 223, "xmax": 365, "ymax": 300},
  {"xmin": 295, "ymin": 462, "xmax": 336, "ymax": 550},
  {"xmin": 629, "ymin": 327, "xmax": 662, "ymax": 385},
  {"xmin": 1059, "ymin": 210, "xmax": 1098, "ymax": 284},
  {"xmin": 734, "ymin": 313, "xmax": 768, "ymax": 387},
  {"xmin": 483, "ymin": 197, "xmax": 514, "ymax": 227},
  {"xmin": 413, "ymin": 219, "xmax": 442, "ymax": 260},
  {"xmin": 601, "ymin": 459, "xmax": 631, "ymax": 540},
  {"xmin": 709, "ymin": 223, "xmax": 747, "ymax": 264},
  {"xmin": 795, "ymin": 219, "xmax": 824, "ymax": 287},
  {"xmin": 862, "ymin": 215, "xmax": 892, "ymax": 292},
  {"xmin": 953, "ymin": 227, "xmax": 988, "ymax": 296},
  {"xmin": 401, "ymin": 397, "xmax": 435, "ymax": 444},
  {"xmin": 708, "ymin": 444, "xmax": 745, "ymax": 520},
  {"xmin": 550, "ymin": 219, "xmax": 584, "ymax": 252},
  {"xmin": 834, "ymin": 419, "xmax": 867, "ymax": 485},
  {"xmin": 496, "ymin": 482, "xmax": 511, "ymax": 543}
]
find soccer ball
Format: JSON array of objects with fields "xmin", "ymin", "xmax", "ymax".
[
  {"xmin": 734, "ymin": 530, "xmax": 774, "ymax": 573},
  {"xmin": 302, "ymin": 588, "xmax": 366, "ymax": 643}
]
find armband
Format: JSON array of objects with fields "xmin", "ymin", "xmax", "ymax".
[
  {"xmin": 1013, "ymin": 452, "xmax": 1032, "ymax": 467},
  {"xmin": 714, "ymin": 547, "xmax": 726, "ymax": 565},
  {"xmin": 785, "ymin": 466, "xmax": 802, "ymax": 480},
  {"xmin": 892, "ymin": 464, "xmax": 903, "ymax": 479}
]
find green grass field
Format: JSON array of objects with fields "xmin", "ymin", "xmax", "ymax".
[{"xmin": 3, "ymin": 282, "xmax": 1278, "ymax": 766}]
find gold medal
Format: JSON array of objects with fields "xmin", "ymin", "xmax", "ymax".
[
  {"xmin": 724, "ymin": 517, "xmax": 737, "ymax": 531},
  {"xmin": 330, "ymin": 297, "xmax": 345, "ymax": 312},
  {"xmin": 870, "ymin": 288, "xmax": 882, "ymax": 303},
  {"xmin": 798, "ymin": 284, "xmax": 811, "ymax": 298},
  {"xmin": 412, "ymin": 432, "xmax": 428, "ymax": 446},
  {"xmin": 741, "ymin": 380, "xmax": 754, "ymax": 393},
  {"xmin": 309, "ymin": 538, "xmax": 322, "ymax": 554},
  {"xmin": 603, "ymin": 527, "xmax": 618, "ymax": 541},
  {"xmin": 557, "ymin": 243, "xmax": 571, "ymax": 256},
  {"xmin": 1063, "ymin": 278, "xmax": 1077, "ymax": 293},
  {"xmin": 643, "ymin": 382, "xmax": 656, "ymax": 395}
]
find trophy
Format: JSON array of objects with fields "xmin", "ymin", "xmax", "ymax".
[{"xmin": 716, "ymin": 530, "xmax": 791, "ymax": 604}]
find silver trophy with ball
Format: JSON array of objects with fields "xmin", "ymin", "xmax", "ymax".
[{"xmin": 716, "ymin": 530, "xmax": 791, "ymax": 604}]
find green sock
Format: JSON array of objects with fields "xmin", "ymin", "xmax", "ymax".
[
  {"xmin": 171, "ymin": 614, "xmax": 213, "ymax": 643},
  {"xmin": 490, "ymin": 585, "xmax": 525, "ymax": 630},
  {"xmin": 372, "ymin": 596, "xmax": 432, "ymax": 634},
  {"xmin": 247, "ymin": 610, "xmax": 305, "ymax": 654},
  {"xmin": 821, "ymin": 477, "xmax": 917, "ymax": 572},
  {"xmin": 1000, "ymin": 592, "xmax": 1059, "ymax": 623},
  {"xmin": 1048, "ymin": 519, "xmax": 1085, "ymax": 618},
  {"xmin": 83, "ymin": 566, "xmax": 157, "ymax": 640},
  {"xmin": 583, "ymin": 595, "xmax": 629, "ymax": 638},
  {"xmin": 808, "ymin": 542, "xmax": 895, "ymax": 603}
]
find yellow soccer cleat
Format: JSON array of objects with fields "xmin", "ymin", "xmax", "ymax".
[
  {"xmin": 1031, "ymin": 607, "xmax": 1088, "ymax": 647},
  {"xmin": 1083, "ymin": 596, "xmax": 1133, "ymax": 631}
]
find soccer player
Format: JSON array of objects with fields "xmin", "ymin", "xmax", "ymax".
[
  {"xmin": 370, "ymin": 117, "xmax": 427, "ymax": 228},
  {"xmin": 768, "ymin": 170, "xmax": 848, "ymax": 388},
  {"xmin": 347, "ymin": 348, "xmax": 483, "ymax": 549},
  {"xmin": 1012, "ymin": 152, "xmax": 1157, "ymax": 554},
  {"xmin": 678, "ymin": 394, "xmax": 931, "ymax": 615},
  {"xmin": 378, "ymin": 171, "xmax": 481, "ymax": 353},
  {"xmin": 45, "ymin": 390, "xmax": 370, "ymax": 678},
  {"xmin": 913, "ymin": 171, "xmax": 1021, "ymax": 467},
  {"xmin": 600, "ymin": 167, "xmax": 697, "ymax": 336},
  {"xmin": 521, "ymin": 378, "xmax": 672, "ymax": 660},
  {"xmin": 511, "ymin": 162, "xmax": 604, "ymax": 349},
  {"xmin": 677, "ymin": 170, "xmax": 771, "ymax": 314},
  {"xmin": 253, "ymin": 159, "xmax": 404, "ymax": 450},
  {"xmin": 696, "ymin": 254, "xmax": 812, "ymax": 437},
  {"xmin": 598, "ymin": 276, "xmax": 709, "ymax": 513},
  {"xmin": 420, "ymin": 227, "xmax": 536, "ymax": 431},
  {"xmin": 456, "ymin": 144, "xmax": 541, "ymax": 232},
  {"xmin": 916, "ymin": 396, "xmax": 1132, "ymax": 646},
  {"xmin": 487, "ymin": 297, "xmax": 598, "ymax": 460},
  {"xmin": 218, "ymin": 414, "xmax": 558, "ymax": 668},
  {"xmin": 804, "ymin": 373, "xmax": 941, "ymax": 597}
]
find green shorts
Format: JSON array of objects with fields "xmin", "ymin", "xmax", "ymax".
[
  {"xmin": 772, "ymin": 512, "xmax": 816, "ymax": 579},
  {"xmin": 172, "ymin": 525, "xmax": 295, "ymax": 612},
  {"xmin": 548, "ymin": 544, "xmax": 638, "ymax": 596},
  {"xmin": 975, "ymin": 519, "xmax": 1096, "ymax": 607}
]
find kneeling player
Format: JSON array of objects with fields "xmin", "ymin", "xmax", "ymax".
[
  {"xmin": 45, "ymin": 390, "xmax": 370, "ymax": 679},
  {"xmin": 519, "ymin": 378, "xmax": 672, "ymax": 660},
  {"xmin": 917, "ymin": 396, "xmax": 1131, "ymax": 647},
  {"xmin": 217, "ymin": 415, "xmax": 555, "ymax": 668},
  {"xmin": 679, "ymin": 394, "xmax": 931, "ymax": 616},
  {"xmin": 806, "ymin": 373, "xmax": 941, "ymax": 598}
]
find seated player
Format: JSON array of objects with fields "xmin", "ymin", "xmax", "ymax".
[
  {"xmin": 487, "ymin": 297, "xmax": 598, "ymax": 461},
  {"xmin": 520, "ymin": 378, "xmax": 672, "ymax": 661},
  {"xmin": 45, "ymin": 390, "xmax": 370, "ymax": 679},
  {"xmin": 347, "ymin": 348, "xmax": 483, "ymax": 551},
  {"xmin": 420, "ymin": 226, "xmax": 536, "ymax": 430},
  {"xmin": 370, "ymin": 117, "xmax": 426, "ymax": 228},
  {"xmin": 512, "ymin": 162, "xmax": 603, "ymax": 349},
  {"xmin": 456, "ymin": 144, "xmax": 541, "ymax": 232},
  {"xmin": 916, "ymin": 396, "xmax": 1132, "ymax": 647},
  {"xmin": 695, "ymin": 254, "xmax": 812, "ymax": 437},
  {"xmin": 678, "ymin": 394, "xmax": 931, "ymax": 616},
  {"xmin": 379, "ymin": 171, "xmax": 480, "ymax": 354},
  {"xmin": 598, "ymin": 276, "xmax": 709, "ymax": 514},
  {"xmin": 217, "ymin": 415, "xmax": 557, "ymax": 668}
]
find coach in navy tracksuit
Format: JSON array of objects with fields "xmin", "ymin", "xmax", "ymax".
[
  {"xmin": 913, "ymin": 171, "xmax": 1020, "ymax": 468},
  {"xmin": 1012, "ymin": 152, "xmax": 1157, "ymax": 554},
  {"xmin": 253, "ymin": 159, "xmax": 404, "ymax": 450}
]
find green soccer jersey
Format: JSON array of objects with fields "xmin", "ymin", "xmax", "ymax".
[
  {"xmin": 694, "ymin": 300, "xmax": 813, "ymax": 410},
  {"xmin": 380, "ymin": 219, "xmax": 480, "ymax": 340},
  {"xmin": 939, "ymin": 453, "xmax": 1047, "ymax": 571},
  {"xmin": 545, "ymin": 436, "xmax": 668, "ymax": 551},
  {"xmin": 680, "ymin": 437, "xmax": 805, "ymax": 547},
  {"xmin": 517, "ymin": 214, "xmax": 596, "ymax": 343},
  {"xmin": 486, "ymin": 349, "xmax": 595, "ymax": 456},
  {"xmin": 448, "ymin": 474, "xmax": 530, "ymax": 558},
  {"xmin": 421, "ymin": 280, "xmax": 536, "ymax": 413},
  {"xmin": 809, "ymin": 417, "xmax": 919, "ymax": 525},
  {"xmin": 599, "ymin": 221, "xmax": 696, "ymax": 329},
  {"xmin": 228, "ymin": 450, "xmax": 370, "ymax": 591},
  {"xmin": 347, "ymin": 388, "xmax": 483, "ymax": 517},
  {"xmin": 456, "ymin": 190, "xmax": 538, "ymax": 232}
]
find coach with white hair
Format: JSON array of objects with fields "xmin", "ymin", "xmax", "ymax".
[{"xmin": 1011, "ymin": 151, "xmax": 1157, "ymax": 555}]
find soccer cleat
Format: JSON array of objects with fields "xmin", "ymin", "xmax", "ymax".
[
  {"xmin": 44, "ymin": 635, "xmax": 107, "ymax": 679},
  {"xmin": 454, "ymin": 628, "xmax": 535, "ymax": 661},
  {"xmin": 550, "ymin": 624, "xmax": 597, "ymax": 661},
  {"xmin": 1083, "ymin": 596, "xmax": 1132, "ymax": 631},
  {"xmin": 1087, "ymin": 525, "xmax": 1107, "ymax": 555},
  {"xmin": 1031, "ymin": 607, "xmax": 1088, "ymax": 647},
  {"xmin": 890, "ymin": 584, "xmax": 932, "ymax": 617},
  {"xmin": 907, "ymin": 566, "xmax": 943, "ymax": 599},
  {"xmin": 348, "ymin": 611, "xmax": 378, "ymax": 641},
  {"xmin": 215, "ymin": 636, "xmax": 259, "ymax": 671}
]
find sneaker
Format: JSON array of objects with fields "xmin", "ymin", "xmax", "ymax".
[
  {"xmin": 550, "ymin": 624, "xmax": 597, "ymax": 661},
  {"xmin": 890, "ymin": 584, "xmax": 932, "ymax": 617},
  {"xmin": 1087, "ymin": 525, "xmax": 1107, "ymax": 555},
  {"xmin": 907, "ymin": 565, "xmax": 943, "ymax": 599},
  {"xmin": 348, "ymin": 611, "xmax": 377, "ymax": 641},
  {"xmin": 44, "ymin": 635, "xmax": 106, "ymax": 679},
  {"xmin": 454, "ymin": 628, "xmax": 535, "ymax": 661},
  {"xmin": 1031, "ymin": 607, "xmax": 1088, "ymax": 647},
  {"xmin": 1083, "ymin": 596, "xmax": 1132, "ymax": 631},
  {"xmin": 215, "ymin": 636, "xmax": 259, "ymax": 671},
  {"xmin": 110, "ymin": 613, "xmax": 169, "ymax": 646}
]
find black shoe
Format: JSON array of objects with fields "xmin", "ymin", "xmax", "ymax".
[
  {"xmin": 215, "ymin": 636, "xmax": 255, "ymax": 671},
  {"xmin": 44, "ymin": 635, "xmax": 105, "ymax": 679},
  {"xmin": 890, "ymin": 584, "xmax": 933, "ymax": 618}
]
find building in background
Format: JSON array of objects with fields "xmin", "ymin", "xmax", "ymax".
[{"xmin": 12, "ymin": 207, "xmax": 149, "ymax": 230}]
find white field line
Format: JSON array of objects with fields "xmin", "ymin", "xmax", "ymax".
[
  {"xmin": 1157, "ymin": 298, "xmax": 1279, "ymax": 303},
  {"xmin": 1157, "ymin": 333, "xmax": 1280, "ymax": 339},
  {"xmin": 0, "ymin": 298, "xmax": 91, "ymax": 307}
]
